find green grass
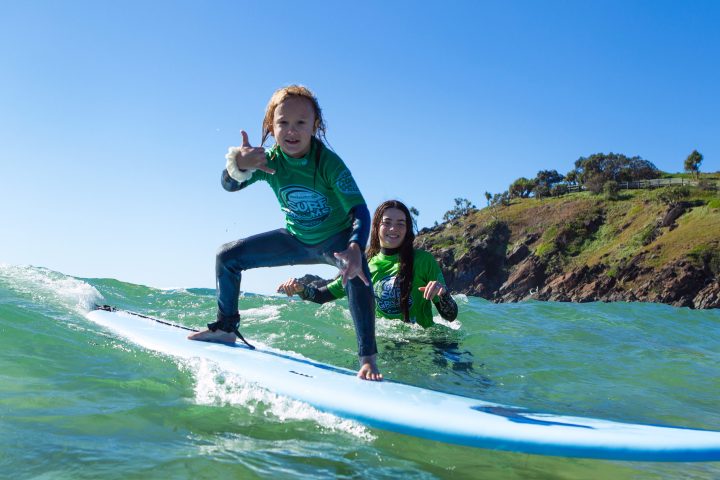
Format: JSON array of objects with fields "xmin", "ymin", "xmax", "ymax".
[
  {"xmin": 645, "ymin": 205, "xmax": 720, "ymax": 268},
  {"xmin": 659, "ymin": 172, "xmax": 720, "ymax": 180},
  {"xmin": 422, "ymin": 186, "xmax": 720, "ymax": 282},
  {"xmin": 688, "ymin": 244, "xmax": 720, "ymax": 275},
  {"xmin": 535, "ymin": 241, "xmax": 555, "ymax": 259}
]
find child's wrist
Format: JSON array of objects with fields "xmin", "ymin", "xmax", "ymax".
[{"xmin": 225, "ymin": 146, "xmax": 254, "ymax": 182}]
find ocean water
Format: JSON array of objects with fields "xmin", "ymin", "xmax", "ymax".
[{"xmin": 1, "ymin": 264, "xmax": 719, "ymax": 480}]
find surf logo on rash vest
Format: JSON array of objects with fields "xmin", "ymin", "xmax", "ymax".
[
  {"xmin": 279, "ymin": 185, "xmax": 331, "ymax": 228},
  {"xmin": 374, "ymin": 274, "xmax": 413, "ymax": 316},
  {"xmin": 335, "ymin": 170, "xmax": 360, "ymax": 195}
]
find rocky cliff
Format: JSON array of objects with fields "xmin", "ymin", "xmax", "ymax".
[{"xmin": 415, "ymin": 189, "xmax": 720, "ymax": 309}]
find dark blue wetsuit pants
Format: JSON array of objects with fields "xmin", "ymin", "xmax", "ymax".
[{"xmin": 216, "ymin": 228, "xmax": 377, "ymax": 357}]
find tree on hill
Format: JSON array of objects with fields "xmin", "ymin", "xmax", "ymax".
[
  {"xmin": 533, "ymin": 169, "xmax": 564, "ymax": 199},
  {"xmin": 409, "ymin": 206, "xmax": 420, "ymax": 226},
  {"xmin": 565, "ymin": 169, "xmax": 579, "ymax": 186},
  {"xmin": 684, "ymin": 150, "xmax": 703, "ymax": 179},
  {"xmin": 443, "ymin": 197, "xmax": 477, "ymax": 221},
  {"xmin": 536, "ymin": 169, "xmax": 564, "ymax": 188},
  {"xmin": 573, "ymin": 153, "xmax": 660, "ymax": 191},
  {"xmin": 509, "ymin": 177, "xmax": 536, "ymax": 198},
  {"xmin": 491, "ymin": 191, "xmax": 510, "ymax": 207}
]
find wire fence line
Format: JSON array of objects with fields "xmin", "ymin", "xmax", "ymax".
[{"xmin": 566, "ymin": 177, "xmax": 718, "ymax": 192}]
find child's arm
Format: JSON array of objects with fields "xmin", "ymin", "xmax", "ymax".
[
  {"xmin": 222, "ymin": 130, "xmax": 275, "ymax": 191},
  {"xmin": 434, "ymin": 290, "xmax": 458, "ymax": 321},
  {"xmin": 348, "ymin": 204, "xmax": 370, "ymax": 250},
  {"xmin": 277, "ymin": 278, "xmax": 338, "ymax": 304},
  {"xmin": 419, "ymin": 281, "xmax": 458, "ymax": 321},
  {"xmin": 221, "ymin": 169, "xmax": 252, "ymax": 192},
  {"xmin": 333, "ymin": 204, "xmax": 371, "ymax": 287}
]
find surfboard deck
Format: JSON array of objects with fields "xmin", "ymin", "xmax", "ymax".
[{"xmin": 85, "ymin": 306, "xmax": 720, "ymax": 462}]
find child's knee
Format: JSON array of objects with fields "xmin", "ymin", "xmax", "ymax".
[{"xmin": 216, "ymin": 239, "xmax": 246, "ymax": 269}]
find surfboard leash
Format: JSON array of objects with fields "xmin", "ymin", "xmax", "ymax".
[
  {"xmin": 207, "ymin": 315, "xmax": 256, "ymax": 350},
  {"xmin": 94, "ymin": 304, "xmax": 200, "ymax": 332},
  {"xmin": 94, "ymin": 304, "xmax": 255, "ymax": 350}
]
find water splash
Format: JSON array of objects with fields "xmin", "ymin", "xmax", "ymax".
[
  {"xmin": 181, "ymin": 357, "xmax": 376, "ymax": 442},
  {"xmin": 0, "ymin": 263, "xmax": 103, "ymax": 314}
]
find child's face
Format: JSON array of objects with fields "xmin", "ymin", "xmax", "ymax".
[
  {"xmin": 378, "ymin": 208, "xmax": 408, "ymax": 250},
  {"xmin": 271, "ymin": 96, "xmax": 316, "ymax": 158}
]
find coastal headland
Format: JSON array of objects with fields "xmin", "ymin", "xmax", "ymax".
[{"xmin": 416, "ymin": 179, "xmax": 719, "ymax": 309}]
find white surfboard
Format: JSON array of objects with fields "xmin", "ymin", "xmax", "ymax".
[{"xmin": 85, "ymin": 306, "xmax": 720, "ymax": 462}]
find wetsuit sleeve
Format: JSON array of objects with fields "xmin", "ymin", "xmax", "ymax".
[
  {"xmin": 221, "ymin": 148, "xmax": 271, "ymax": 192},
  {"xmin": 434, "ymin": 290, "xmax": 458, "ymax": 321},
  {"xmin": 298, "ymin": 284, "xmax": 337, "ymax": 304},
  {"xmin": 325, "ymin": 276, "xmax": 347, "ymax": 300},
  {"xmin": 419, "ymin": 250, "xmax": 458, "ymax": 321},
  {"xmin": 348, "ymin": 204, "xmax": 370, "ymax": 249},
  {"xmin": 221, "ymin": 169, "xmax": 265, "ymax": 192}
]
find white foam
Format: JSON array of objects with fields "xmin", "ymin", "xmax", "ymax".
[
  {"xmin": 315, "ymin": 302, "xmax": 350, "ymax": 320},
  {"xmin": 242, "ymin": 304, "xmax": 284, "ymax": 324},
  {"xmin": 434, "ymin": 317, "xmax": 462, "ymax": 330},
  {"xmin": 453, "ymin": 293, "xmax": 469, "ymax": 304},
  {"xmin": 181, "ymin": 357, "xmax": 375, "ymax": 441},
  {"xmin": 0, "ymin": 263, "xmax": 104, "ymax": 314}
]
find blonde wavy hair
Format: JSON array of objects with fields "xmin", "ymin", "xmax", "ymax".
[{"xmin": 261, "ymin": 85, "xmax": 327, "ymax": 147}]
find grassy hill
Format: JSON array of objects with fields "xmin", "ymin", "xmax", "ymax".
[{"xmin": 416, "ymin": 179, "xmax": 720, "ymax": 308}]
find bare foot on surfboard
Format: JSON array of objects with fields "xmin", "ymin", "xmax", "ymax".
[
  {"xmin": 358, "ymin": 355, "xmax": 383, "ymax": 381},
  {"xmin": 188, "ymin": 329, "xmax": 237, "ymax": 343}
]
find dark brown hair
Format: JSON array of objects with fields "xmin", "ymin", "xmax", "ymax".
[{"xmin": 367, "ymin": 200, "xmax": 416, "ymax": 322}]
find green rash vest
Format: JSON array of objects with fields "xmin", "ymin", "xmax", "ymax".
[
  {"xmin": 327, "ymin": 249, "xmax": 447, "ymax": 328},
  {"xmin": 239, "ymin": 140, "xmax": 366, "ymax": 245}
]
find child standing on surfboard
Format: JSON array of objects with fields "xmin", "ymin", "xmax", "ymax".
[{"xmin": 189, "ymin": 85, "xmax": 381, "ymax": 381}]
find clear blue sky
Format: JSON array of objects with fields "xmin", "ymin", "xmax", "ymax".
[{"xmin": 1, "ymin": 0, "xmax": 718, "ymax": 294}]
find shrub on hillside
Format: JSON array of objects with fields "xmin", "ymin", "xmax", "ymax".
[
  {"xmin": 604, "ymin": 180, "xmax": 620, "ymax": 200},
  {"xmin": 688, "ymin": 245, "xmax": 720, "ymax": 276},
  {"xmin": 698, "ymin": 179, "xmax": 718, "ymax": 191},
  {"xmin": 534, "ymin": 183, "xmax": 550, "ymax": 199},
  {"xmin": 656, "ymin": 186, "xmax": 690, "ymax": 206},
  {"xmin": 550, "ymin": 183, "xmax": 569, "ymax": 197},
  {"xmin": 584, "ymin": 174, "xmax": 605, "ymax": 194}
]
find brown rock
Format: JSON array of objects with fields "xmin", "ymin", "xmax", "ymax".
[
  {"xmin": 661, "ymin": 204, "xmax": 687, "ymax": 228},
  {"xmin": 507, "ymin": 243, "xmax": 530, "ymax": 266},
  {"xmin": 498, "ymin": 256, "xmax": 545, "ymax": 302},
  {"xmin": 693, "ymin": 281, "xmax": 720, "ymax": 309}
]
